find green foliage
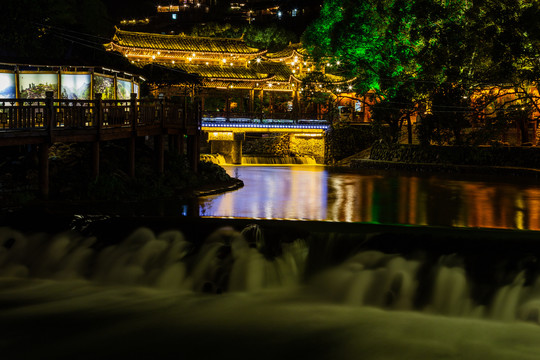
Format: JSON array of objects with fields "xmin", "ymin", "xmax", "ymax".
[
  {"xmin": 416, "ymin": 83, "xmax": 471, "ymax": 145},
  {"xmin": 325, "ymin": 125, "xmax": 377, "ymax": 163},
  {"xmin": 189, "ymin": 23, "xmax": 297, "ymax": 52},
  {"xmin": 190, "ymin": 22, "xmax": 244, "ymax": 38},
  {"xmin": 304, "ymin": 0, "xmax": 540, "ymax": 144},
  {"xmin": 244, "ymin": 24, "xmax": 298, "ymax": 52}
]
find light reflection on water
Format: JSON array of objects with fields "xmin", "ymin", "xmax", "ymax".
[{"xmin": 198, "ymin": 165, "xmax": 540, "ymax": 230}]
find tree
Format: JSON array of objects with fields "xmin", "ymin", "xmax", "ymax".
[
  {"xmin": 302, "ymin": 0, "xmax": 426, "ymax": 144},
  {"xmin": 244, "ymin": 24, "xmax": 298, "ymax": 52},
  {"xmin": 302, "ymin": 0, "xmax": 540, "ymax": 145}
]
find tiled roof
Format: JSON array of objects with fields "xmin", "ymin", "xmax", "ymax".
[
  {"xmin": 111, "ymin": 28, "xmax": 264, "ymax": 55},
  {"xmin": 170, "ymin": 63, "xmax": 273, "ymax": 80},
  {"xmin": 249, "ymin": 62, "xmax": 292, "ymax": 82},
  {"xmin": 136, "ymin": 61, "xmax": 292, "ymax": 82},
  {"xmin": 136, "ymin": 62, "xmax": 274, "ymax": 81},
  {"xmin": 265, "ymin": 43, "xmax": 308, "ymax": 59}
]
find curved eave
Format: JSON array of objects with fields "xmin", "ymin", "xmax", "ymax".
[
  {"xmin": 110, "ymin": 28, "xmax": 267, "ymax": 56},
  {"xmin": 264, "ymin": 49, "xmax": 306, "ymax": 61},
  {"xmin": 292, "ymin": 74, "xmax": 356, "ymax": 85},
  {"xmin": 205, "ymin": 75, "xmax": 277, "ymax": 82},
  {"xmin": 108, "ymin": 42, "xmax": 267, "ymax": 57}
]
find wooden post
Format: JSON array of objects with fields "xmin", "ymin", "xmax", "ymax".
[
  {"xmin": 226, "ymin": 94, "xmax": 231, "ymax": 121},
  {"xmin": 155, "ymin": 134, "xmax": 164, "ymax": 174},
  {"xmin": 269, "ymin": 91, "xmax": 273, "ymax": 118},
  {"xmin": 92, "ymin": 141, "xmax": 100, "ymax": 178},
  {"xmin": 259, "ymin": 89, "xmax": 264, "ymax": 120},
  {"xmin": 200, "ymin": 91, "xmax": 206, "ymax": 116},
  {"xmin": 249, "ymin": 89, "xmax": 254, "ymax": 119},
  {"xmin": 92, "ymin": 93, "xmax": 103, "ymax": 178},
  {"xmin": 128, "ymin": 137, "xmax": 136, "ymax": 177},
  {"xmin": 187, "ymin": 133, "xmax": 199, "ymax": 173},
  {"xmin": 156, "ymin": 96, "xmax": 165, "ymax": 174},
  {"xmin": 129, "ymin": 93, "xmax": 137, "ymax": 177},
  {"xmin": 39, "ymin": 143, "xmax": 49, "ymax": 199},
  {"xmin": 177, "ymin": 134, "xmax": 185, "ymax": 155},
  {"xmin": 45, "ymin": 91, "xmax": 55, "ymax": 141},
  {"xmin": 95, "ymin": 93, "xmax": 103, "ymax": 134},
  {"xmin": 293, "ymin": 89, "xmax": 299, "ymax": 121}
]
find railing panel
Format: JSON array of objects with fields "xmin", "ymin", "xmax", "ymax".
[
  {"xmin": 138, "ymin": 103, "xmax": 159, "ymax": 126},
  {"xmin": 17, "ymin": 100, "xmax": 47, "ymax": 130},
  {"xmin": 202, "ymin": 111, "xmax": 330, "ymax": 125},
  {"xmin": 57, "ymin": 100, "xmax": 96, "ymax": 129},
  {"xmin": 102, "ymin": 100, "xmax": 132, "ymax": 128},
  {"xmin": 0, "ymin": 96, "xmax": 201, "ymax": 140}
]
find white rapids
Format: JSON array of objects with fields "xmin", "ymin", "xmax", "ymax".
[{"xmin": 2, "ymin": 225, "xmax": 540, "ymax": 359}]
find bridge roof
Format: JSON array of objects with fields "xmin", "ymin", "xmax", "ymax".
[
  {"xmin": 265, "ymin": 43, "xmax": 309, "ymax": 60},
  {"xmin": 110, "ymin": 28, "xmax": 265, "ymax": 55},
  {"xmin": 136, "ymin": 61, "xmax": 292, "ymax": 83}
]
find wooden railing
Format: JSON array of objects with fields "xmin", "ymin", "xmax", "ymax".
[
  {"xmin": 0, "ymin": 92, "xmax": 200, "ymax": 141},
  {"xmin": 202, "ymin": 110, "xmax": 330, "ymax": 123}
]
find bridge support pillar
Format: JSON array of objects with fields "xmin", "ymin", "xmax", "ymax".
[
  {"xmin": 231, "ymin": 140, "xmax": 242, "ymax": 164},
  {"xmin": 39, "ymin": 143, "xmax": 49, "ymax": 199},
  {"xmin": 231, "ymin": 132, "xmax": 245, "ymax": 165}
]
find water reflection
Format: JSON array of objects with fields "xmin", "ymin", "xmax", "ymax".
[{"xmin": 198, "ymin": 166, "xmax": 540, "ymax": 230}]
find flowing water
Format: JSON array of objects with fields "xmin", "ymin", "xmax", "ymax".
[
  {"xmin": 201, "ymin": 154, "xmax": 317, "ymax": 165},
  {"xmin": 4, "ymin": 165, "xmax": 540, "ymax": 358},
  {"xmin": 2, "ymin": 223, "xmax": 540, "ymax": 359},
  {"xmin": 200, "ymin": 165, "xmax": 540, "ymax": 230}
]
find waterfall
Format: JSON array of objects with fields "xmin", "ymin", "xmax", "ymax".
[
  {"xmin": 1, "ymin": 224, "xmax": 540, "ymax": 324},
  {"xmin": 242, "ymin": 155, "xmax": 318, "ymax": 165},
  {"xmin": 200, "ymin": 153, "xmax": 227, "ymax": 165},
  {"xmin": 201, "ymin": 154, "xmax": 319, "ymax": 165},
  {"xmin": 3, "ymin": 224, "xmax": 540, "ymax": 359}
]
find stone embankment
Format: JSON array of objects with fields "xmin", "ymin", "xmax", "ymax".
[{"xmin": 345, "ymin": 144, "xmax": 540, "ymax": 178}]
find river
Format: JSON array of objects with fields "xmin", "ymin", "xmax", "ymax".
[
  {"xmin": 199, "ymin": 165, "xmax": 540, "ymax": 230},
  {"xmin": 4, "ymin": 165, "xmax": 540, "ymax": 359}
]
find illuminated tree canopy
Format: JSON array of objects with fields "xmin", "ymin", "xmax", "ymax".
[{"xmin": 302, "ymin": 0, "xmax": 540, "ymax": 144}]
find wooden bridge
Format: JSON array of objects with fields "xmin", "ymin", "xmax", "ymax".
[{"xmin": 0, "ymin": 92, "xmax": 201, "ymax": 197}]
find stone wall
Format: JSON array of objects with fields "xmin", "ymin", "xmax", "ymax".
[
  {"xmin": 242, "ymin": 134, "xmax": 325, "ymax": 163},
  {"xmin": 370, "ymin": 143, "xmax": 540, "ymax": 169}
]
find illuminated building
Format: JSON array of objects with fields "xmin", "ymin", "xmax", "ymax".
[{"xmin": 106, "ymin": 28, "xmax": 358, "ymax": 122}]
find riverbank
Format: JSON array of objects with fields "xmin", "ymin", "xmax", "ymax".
[
  {"xmin": 0, "ymin": 142, "xmax": 244, "ymax": 217},
  {"xmin": 349, "ymin": 158, "xmax": 540, "ymax": 178},
  {"xmin": 338, "ymin": 144, "xmax": 540, "ymax": 178}
]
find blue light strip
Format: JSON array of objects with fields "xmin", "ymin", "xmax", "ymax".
[{"xmin": 201, "ymin": 121, "xmax": 329, "ymax": 130}]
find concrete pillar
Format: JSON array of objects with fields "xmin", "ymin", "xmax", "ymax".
[
  {"xmin": 231, "ymin": 132, "xmax": 245, "ymax": 165},
  {"xmin": 231, "ymin": 140, "xmax": 242, "ymax": 164}
]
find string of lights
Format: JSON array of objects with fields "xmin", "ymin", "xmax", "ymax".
[{"xmin": 40, "ymin": 24, "xmax": 539, "ymax": 115}]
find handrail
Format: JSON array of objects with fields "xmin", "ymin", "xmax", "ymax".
[{"xmin": 0, "ymin": 94, "xmax": 201, "ymax": 136}]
